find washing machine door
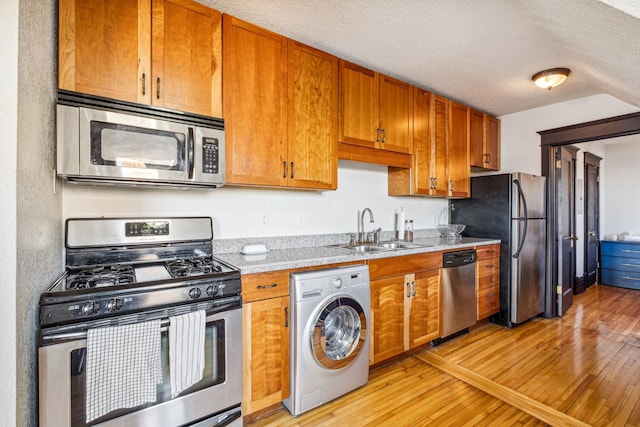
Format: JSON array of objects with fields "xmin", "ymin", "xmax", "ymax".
[{"xmin": 310, "ymin": 296, "xmax": 367, "ymax": 370}]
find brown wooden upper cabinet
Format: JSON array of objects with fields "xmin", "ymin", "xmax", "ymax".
[
  {"xmin": 388, "ymin": 89, "xmax": 447, "ymax": 196},
  {"xmin": 338, "ymin": 60, "xmax": 413, "ymax": 166},
  {"xmin": 223, "ymin": 15, "xmax": 338, "ymax": 189},
  {"xmin": 447, "ymin": 100, "xmax": 471, "ymax": 198},
  {"xmin": 58, "ymin": 0, "xmax": 222, "ymax": 117},
  {"xmin": 470, "ymin": 109, "xmax": 501, "ymax": 171},
  {"xmin": 388, "ymin": 92, "xmax": 469, "ymax": 198}
]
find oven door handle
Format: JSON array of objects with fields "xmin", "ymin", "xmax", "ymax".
[
  {"xmin": 187, "ymin": 127, "xmax": 195, "ymax": 180},
  {"xmin": 40, "ymin": 299, "xmax": 241, "ymax": 345}
]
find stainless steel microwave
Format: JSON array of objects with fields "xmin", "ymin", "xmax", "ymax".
[{"xmin": 56, "ymin": 90, "xmax": 225, "ymax": 189}]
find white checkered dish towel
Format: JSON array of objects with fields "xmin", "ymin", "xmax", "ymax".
[{"xmin": 86, "ymin": 320, "xmax": 162, "ymax": 423}]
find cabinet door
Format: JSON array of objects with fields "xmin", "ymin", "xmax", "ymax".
[
  {"xmin": 379, "ymin": 75, "xmax": 413, "ymax": 154},
  {"xmin": 408, "ymin": 270, "xmax": 441, "ymax": 348},
  {"xmin": 151, "ymin": 0, "xmax": 222, "ymax": 117},
  {"xmin": 287, "ymin": 41, "xmax": 338, "ymax": 190},
  {"xmin": 371, "ymin": 276, "xmax": 406, "ymax": 364},
  {"xmin": 338, "ymin": 60, "xmax": 379, "ymax": 149},
  {"xmin": 223, "ymin": 15, "xmax": 287, "ymax": 186},
  {"xmin": 59, "ymin": 0, "xmax": 151, "ymax": 103},
  {"xmin": 469, "ymin": 109, "xmax": 485, "ymax": 168},
  {"xmin": 447, "ymin": 100, "xmax": 470, "ymax": 198},
  {"xmin": 431, "ymin": 95, "xmax": 449, "ymax": 196},
  {"xmin": 242, "ymin": 296, "xmax": 290, "ymax": 415},
  {"xmin": 484, "ymin": 115, "xmax": 501, "ymax": 170}
]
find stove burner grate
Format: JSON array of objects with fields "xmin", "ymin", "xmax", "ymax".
[
  {"xmin": 67, "ymin": 265, "xmax": 136, "ymax": 290},
  {"xmin": 166, "ymin": 255, "xmax": 223, "ymax": 278}
]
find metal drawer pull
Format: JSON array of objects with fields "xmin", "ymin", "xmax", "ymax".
[
  {"xmin": 487, "ymin": 264, "xmax": 495, "ymax": 268},
  {"xmin": 621, "ymin": 263, "xmax": 640, "ymax": 267},
  {"xmin": 257, "ymin": 283, "xmax": 278, "ymax": 289},
  {"xmin": 156, "ymin": 77, "xmax": 161, "ymax": 99},
  {"xmin": 411, "ymin": 281, "xmax": 417, "ymax": 297},
  {"xmin": 622, "ymin": 250, "xmax": 640, "ymax": 253},
  {"xmin": 622, "ymin": 276, "xmax": 640, "ymax": 281},
  {"xmin": 141, "ymin": 73, "xmax": 146, "ymax": 95},
  {"xmin": 406, "ymin": 282, "xmax": 411, "ymax": 298},
  {"xmin": 284, "ymin": 307, "xmax": 289, "ymax": 327}
]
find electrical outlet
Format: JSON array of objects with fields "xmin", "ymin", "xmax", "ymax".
[
  {"xmin": 259, "ymin": 212, "xmax": 269, "ymax": 226},
  {"xmin": 296, "ymin": 213, "xmax": 310, "ymax": 226}
]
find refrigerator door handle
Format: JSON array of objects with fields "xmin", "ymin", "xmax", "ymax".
[{"xmin": 513, "ymin": 178, "xmax": 528, "ymax": 259}]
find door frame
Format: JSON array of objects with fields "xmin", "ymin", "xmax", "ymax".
[{"xmin": 539, "ymin": 111, "xmax": 640, "ymax": 317}]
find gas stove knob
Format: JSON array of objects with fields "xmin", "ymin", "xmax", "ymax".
[
  {"xmin": 81, "ymin": 301, "xmax": 100, "ymax": 316},
  {"xmin": 206, "ymin": 285, "xmax": 218, "ymax": 297},
  {"xmin": 189, "ymin": 287, "xmax": 202, "ymax": 299},
  {"xmin": 105, "ymin": 298, "xmax": 123, "ymax": 312}
]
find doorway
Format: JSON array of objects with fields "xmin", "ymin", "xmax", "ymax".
[
  {"xmin": 583, "ymin": 153, "xmax": 601, "ymax": 289},
  {"xmin": 539, "ymin": 111, "xmax": 640, "ymax": 318}
]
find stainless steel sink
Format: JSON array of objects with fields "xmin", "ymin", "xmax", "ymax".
[
  {"xmin": 378, "ymin": 241, "xmax": 424, "ymax": 250},
  {"xmin": 336, "ymin": 244, "xmax": 389, "ymax": 252},
  {"xmin": 332, "ymin": 241, "xmax": 428, "ymax": 252}
]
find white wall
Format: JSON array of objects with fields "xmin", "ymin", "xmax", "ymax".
[
  {"xmin": 0, "ymin": 1, "xmax": 18, "ymax": 426},
  {"xmin": 63, "ymin": 161, "xmax": 449, "ymax": 240},
  {"xmin": 603, "ymin": 137, "xmax": 640, "ymax": 235},
  {"xmin": 499, "ymin": 94, "xmax": 639, "ymax": 174}
]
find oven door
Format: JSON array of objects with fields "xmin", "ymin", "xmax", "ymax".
[{"xmin": 39, "ymin": 306, "xmax": 242, "ymax": 427}]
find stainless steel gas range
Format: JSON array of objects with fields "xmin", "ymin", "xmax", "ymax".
[{"xmin": 38, "ymin": 217, "xmax": 242, "ymax": 427}]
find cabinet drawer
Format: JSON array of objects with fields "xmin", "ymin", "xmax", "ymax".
[
  {"xmin": 242, "ymin": 271, "xmax": 290, "ymax": 302},
  {"xmin": 601, "ymin": 242, "xmax": 640, "ymax": 258},
  {"xmin": 368, "ymin": 252, "xmax": 441, "ymax": 280},
  {"xmin": 601, "ymin": 268, "xmax": 640, "ymax": 290},
  {"xmin": 476, "ymin": 259, "xmax": 500, "ymax": 290},
  {"xmin": 477, "ymin": 285, "xmax": 500, "ymax": 320},
  {"xmin": 601, "ymin": 255, "xmax": 640, "ymax": 273},
  {"xmin": 476, "ymin": 244, "xmax": 500, "ymax": 260}
]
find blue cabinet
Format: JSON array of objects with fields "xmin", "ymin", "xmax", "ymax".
[{"xmin": 601, "ymin": 241, "xmax": 640, "ymax": 290}]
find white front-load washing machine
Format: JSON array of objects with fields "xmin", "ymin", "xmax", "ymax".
[{"xmin": 283, "ymin": 264, "xmax": 371, "ymax": 417}]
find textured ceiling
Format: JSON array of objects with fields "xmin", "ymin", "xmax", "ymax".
[{"xmin": 202, "ymin": 0, "xmax": 640, "ymax": 117}]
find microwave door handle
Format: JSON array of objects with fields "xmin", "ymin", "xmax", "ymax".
[{"xmin": 187, "ymin": 127, "xmax": 195, "ymax": 180}]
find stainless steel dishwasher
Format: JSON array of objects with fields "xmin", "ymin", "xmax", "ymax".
[{"xmin": 437, "ymin": 249, "xmax": 477, "ymax": 343}]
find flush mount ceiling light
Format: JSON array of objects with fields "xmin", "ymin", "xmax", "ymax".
[{"xmin": 532, "ymin": 68, "xmax": 571, "ymax": 90}]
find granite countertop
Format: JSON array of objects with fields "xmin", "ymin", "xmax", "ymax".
[{"xmin": 216, "ymin": 236, "xmax": 500, "ymax": 275}]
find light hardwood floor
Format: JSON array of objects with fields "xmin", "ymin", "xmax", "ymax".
[{"xmin": 247, "ymin": 284, "xmax": 640, "ymax": 426}]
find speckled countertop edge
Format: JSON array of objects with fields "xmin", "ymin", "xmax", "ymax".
[{"xmin": 214, "ymin": 231, "xmax": 500, "ymax": 274}]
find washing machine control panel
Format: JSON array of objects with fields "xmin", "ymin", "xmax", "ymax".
[{"xmin": 328, "ymin": 271, "xmax": 370, "ymax": 292}]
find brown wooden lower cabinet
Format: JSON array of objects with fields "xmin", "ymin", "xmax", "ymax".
[
  {"xmin": 475, "ymin": 244, "xmax": 501, "ymax": 320},
  {"xmin": 241, "ymin": 271, "xmax": 290, "ymax": 416},
  {"xmin": 369, "ymin": 253, "xmax": 441, "ymax": 365}
]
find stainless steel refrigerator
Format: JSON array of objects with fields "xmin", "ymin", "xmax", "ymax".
[{"xmin": 450, "ymin": 173, "xmax": 546, "ymax": 327}]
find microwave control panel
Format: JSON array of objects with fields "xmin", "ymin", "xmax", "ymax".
[{"xmin": 202, "ymin": 138, "xmax": 219, "ymax": 174}]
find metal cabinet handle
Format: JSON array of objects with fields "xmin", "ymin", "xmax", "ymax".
[
  {"xmin": 406, "ymin": 282, "xmax": 411, "ymax": 298},
  {"xmin": 411, "ymin": 281, "xmax": 417, "ymax": 297},
  {"xmin": 290, "ymin": 162, "xmax": 294, "ymax": 179},
  {"xmin": 381, "ymin": 129, "xmax": 386, "ymax": 143},
  {"xmin": 284, "ymin": 306, "xmax": 289, "ymax": 327},
  {"xmin": 622, "ymin": 276, "xmax": 640, "ymax": 281},
  {"xmin": 375, "ymin": 128, "xmax": 381, "ymax": 143},
  {"xmin": 622, "ymin": 250, "xmax": 640, "ymax": 254},
  {"xmin": 283, "ymin": 161, "xmax": 287, "ymax": 178},
  {"xmin": 141, "ymin": 73, "xmax": 146, "ymax": 95},
  {"xmin": 156, "ymin": 77, "xmax": 161, "ymax": 99},
  {"xmin": 449, "ymin": 180, "xmax": 454, "ymax": 192},
  {"xmin": 622, "ymin": 263, "xmax": 640, "ymax": 267},
  {"xmin": 257, "ymin": 283, "xmax": 278, "ymax": 289}
]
